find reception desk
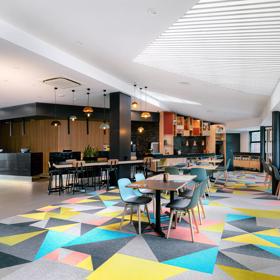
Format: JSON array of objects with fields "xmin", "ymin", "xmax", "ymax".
[{"xmin": 0, "ymin": 152, "xmax": 43, "ymax": 178}]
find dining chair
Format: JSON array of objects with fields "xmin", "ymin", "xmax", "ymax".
[
  {"xmin": 214, "ymin": 158, "xmax": 231, "ymax": 183},
  {"xmin": 262, "ymin": 160, "xmax": 273, "ymax": 188},
  {"xmin": 271, "ymin": 165, "xmax": 280, "ymax": 199},
  {"xmin": 166, "ymin": 181, "xmax": 202, "ymax": 242},
  {"xmin": 118, "ymin": 178, "xmax": 152, "ymax": 234},
  {"xmin": 135, "ymin": 173, "xmax": 156, "ymax": 216}
]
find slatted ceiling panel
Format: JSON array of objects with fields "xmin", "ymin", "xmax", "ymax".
[{"xmin": 134, "ymin": 0, "xmax": 280, "ymax": 96}]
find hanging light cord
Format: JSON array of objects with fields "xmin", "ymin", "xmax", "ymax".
[
  {"xmin": 72, "ymin": 89, "xmax": 75, "ymax": 105},
  {"xmin": 54, "ymin": 87, "xmax": 58, "ymax": 118},
  {"xmin": 103, "ymin": 90, "xmax": 106, "ymax": 121}
]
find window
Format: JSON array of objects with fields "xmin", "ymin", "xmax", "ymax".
[{"xmin": 250, "ymin": 130, "xmax": 260, "ymax": 153}]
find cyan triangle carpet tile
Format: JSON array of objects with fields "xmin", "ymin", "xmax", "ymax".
[
  {"xmin": 163, "ymin": 247, "xmax": 219, "ymax": 274},
  {"xmin": 65, "ymin": 228, "xmax": 136, "ymax": 247}
]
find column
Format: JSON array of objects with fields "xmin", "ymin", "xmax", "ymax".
[
  {"xmin": 110, "ymin": 92, "xmax": 131, "ymax": 178},
  {"xmin": 260, "ymin": 126, "xmax": 266, "ymax": 172},
  {"xmin": 272, "ymin": 111, "xmax": 280, "ymax": 195}
]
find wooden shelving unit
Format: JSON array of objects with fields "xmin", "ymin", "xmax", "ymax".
[
  {"xmin": 160, "ymin": 112, "xmax": 223, "ymax": 156},
  {"xmin": 206, "ymin": 124, "xmax": 226, "ymax": 162},
  {"xmin": 233, "ymin": 154, "xmax": 260, "ymax": 171}
]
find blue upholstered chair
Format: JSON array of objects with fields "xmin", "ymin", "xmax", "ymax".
[{"xmin": 118, "ymin": 178, "xmax": 152, "ymax": 234}]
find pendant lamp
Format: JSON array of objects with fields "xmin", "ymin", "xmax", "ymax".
[
  {"xmin": 140, "ymin": 86, "xmax": 151, "ymax": 119},
  {"xmin": 83, "ymin": 88, "xmax": 93, "ymax": 117},
  {"xmin": 69, "ymin": 89, "xmax": 77, "ymax": 122},
  {"xmin": 99, "ymin": 90, "xmax": 110, "ymax": 133},
  {"xmin": 51, "ymin": 87, "xmax": 61, "ymax": 127},
  {"xmin": 131, "ymin": 84, "xmax": 138, "ymax": 109}
]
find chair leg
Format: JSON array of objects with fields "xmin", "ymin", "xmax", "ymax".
[
  {"xmin": 199, "ymin": 198, "xmax": 206, "ymax": 219},
  {"xmin": 188, "ymin": 210, "xmax": 194, "ymax": 242},
  {"xmin": 191, "ymin": 208, "xmax": 199, "ymax": 233},
  {"xmin": 276, "ymin": 182, "xmax": 280, "ymax": 200},
  {"xmin": 179, "ymin": 212, "xmax": 183, "ymax": 223},
  {"xmin": 130, "ymin": 206, "xmax": 133, "ymax": 224},
  {"xmin": 120, "ymin": 204, "xmax": 127, "ymax": 230},
  {"xmin": 145, "ymin": 204, "xmax": 151, "ymax": 224},
  {"xmin": 197, "ymin": 205, "xmax": 202, "ymax": 225},
  {"xmin": 174, "ymin": 212, "xmax": 178, "ymax": 229},
  {"xmin": 166, "ymin": 210, "xmax": 174, "ymax": 239},
  {"xmin": 137, "ymin": 206, "xmax": 141, "ymax": 235}
]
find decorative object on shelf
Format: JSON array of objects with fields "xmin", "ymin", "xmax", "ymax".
[
  {"xmin": 186, "ymin": 140, "xmax": 189, "ymax": 146},
  {"xmin": 69, "ymin": 89, "xmax": 77, "ymax": 122},
  {"xmin": 193, "ymin": 140, "xmax": 197, "ymax": 146},
  {"xmin": 131, "ymin": 83, "xmax": 138, "ymax": 109},
  {"xmin": 51, "ymin": 87, "xmax": 61, "ymax": 127},
  {"xmin": 137, "ymin": 126, "xmax": 144, "ymax": 133},
  {"xmin": 83, "ymin": 144, "xmax": 98, "ymax": 161},
  {"xmin": 202, "ymin": 140, "xmax": 205, "ymax": 146},
  {"xmin": 83, "ymin": 88, "xmax": 93, "ymax": 117},
  {"xmin": 140, "ymin": 86, "xmax": 151, "ymax": 119},
  {"xmin": 99, "ymin": 90, "xmax": 110, "ymax": 134}
]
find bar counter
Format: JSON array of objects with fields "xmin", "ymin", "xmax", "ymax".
[{"xmin": 0, "ymin": 152, "xmax": 43, "ymax": 177}]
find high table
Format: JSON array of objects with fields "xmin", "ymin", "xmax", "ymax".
[{"xmin": 128, "ymin": 174, "xmax": 196, "ymax": 237}]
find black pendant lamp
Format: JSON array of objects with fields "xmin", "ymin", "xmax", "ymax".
[{"xmin": 51, "ymin": 87, "xmax": 61, "ymax": 127}]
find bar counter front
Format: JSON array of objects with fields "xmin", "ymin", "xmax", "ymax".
[{"xmin": 0, "ymin": 152, "xmax": 43, "ymax": 179}]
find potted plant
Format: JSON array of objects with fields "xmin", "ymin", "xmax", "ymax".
[{"xmin": 83, "ymin": 145, "xmax": 98, "ymax": 162}]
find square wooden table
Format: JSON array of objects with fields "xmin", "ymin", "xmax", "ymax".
[{"xmin": 128, "ymin": 174, "xmax": 196, "ymax": 237}]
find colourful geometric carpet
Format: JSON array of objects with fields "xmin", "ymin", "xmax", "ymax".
[{"xmin": 0, "ymin": 171, "xmax": 279, "ymax": 279}]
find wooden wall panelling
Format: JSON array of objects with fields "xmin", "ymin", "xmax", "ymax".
[{"xmin": 0, "ymin": 119, "xmax": 109, "ymax": 175}]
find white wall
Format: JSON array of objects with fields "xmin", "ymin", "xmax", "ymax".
[{"xmin": 240, "ymin": 132, "xmax": 250, "ymax": 152}]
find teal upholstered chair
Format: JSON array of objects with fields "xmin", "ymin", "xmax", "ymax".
[
  {"xmin": 118, "ymin": 178, "xmax": 152, "ymax": 234},
  {"xmin": 134, "ymin": 173, "xmax": 156, "ymax": 216}
]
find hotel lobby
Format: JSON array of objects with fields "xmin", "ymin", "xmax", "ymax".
[{"xmin": 0, "ymin": 1, "xmax": 280, "ymax": 279}]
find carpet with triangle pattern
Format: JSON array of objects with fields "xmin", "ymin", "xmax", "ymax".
[{"xmin": 0, "ymin": 171, "xmax": 279, "ymax": 279}]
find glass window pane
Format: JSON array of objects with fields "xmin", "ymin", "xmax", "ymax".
[
  {"xmin": 251, "ymin": 131, "xmax": 260, "ymax": 142},
  {"xmin": 250, "ymin": 143, "xmax": 260, "ymax": 153}
]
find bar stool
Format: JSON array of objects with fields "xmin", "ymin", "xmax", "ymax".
[
  {"xmin": 48, "ymin": 161, "xmax": 64, "ymax": 195},
  {"xmin": 143, "ymin": 157, "xmax": 153, "ymax": 178},
  {"xmin": 271, "ymin": 165, "xmax": 280, "ymax": 199},
  {"xmin": 71, "ymin": 161, "xmax": 88, "ymax": 194},
  {"xmin": 107, "ymin": 159, "xmax": 119, "ymax": 191}
]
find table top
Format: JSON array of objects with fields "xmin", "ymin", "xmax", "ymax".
[
  {"xmin": 128, "ymin": 174, "xmax": 196, "ymax": 191},
  {"xmin": 184, "ymin": 165, "xmax": 218, "ymax": 171},
  {"xmin": 53, "ymin": 159, "xmax": 155, "ymax": 169},
  {"xmin": 197, "ymin": 159, "xmax": 223, "ymax": 164}
]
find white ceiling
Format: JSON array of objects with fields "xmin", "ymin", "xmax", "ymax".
[{"xmin": 0, "ymin": 0, "xmax": 277, "ymax": 125}]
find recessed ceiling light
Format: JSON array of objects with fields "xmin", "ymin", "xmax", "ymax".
[{"xmin": 147, "ymin": 8, "xmax": 158, "ymax": 16}]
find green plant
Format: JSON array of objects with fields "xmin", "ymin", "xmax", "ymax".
[{"xmin": 83, "ymin": 145, "xmax": 97, "ymax": 158}]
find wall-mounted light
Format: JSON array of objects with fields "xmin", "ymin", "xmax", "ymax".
[{"xmin": 138, "ymin": 126, "xmax": 144, "ymax": 133}]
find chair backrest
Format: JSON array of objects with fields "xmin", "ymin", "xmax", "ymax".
[
  {"xmin": 165, "ymin": 166, "xmax": 180, "ymax": 175},
  {"xmin": 199, "ymin": 179, "xmax": 209, "ymax": 197},
  {"xmin": 190, "ymin": 168, "xmax": 208, "ymax": 182},
  {"xmin": 226, "ymin": 158, "xmax": 231, "ymax": 170},
  {"xmin": 118, "ymin": 178, "xmax": 136, "ymax": 201},
  {"xmin": 187, "ymin": 182, "xmax": 202, "ymax": 209},
  {"xmin": 135, "ymin": 173, "xmax": 145, "ymax": 182},
  {"xmin": 272, "ymin": 165, "xmax": 280, "ymax": 181}
]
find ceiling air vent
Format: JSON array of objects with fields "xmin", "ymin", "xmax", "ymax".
[{"xmin": 43, "ymin": 77, "xmax": 81, "ymax": 89}]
